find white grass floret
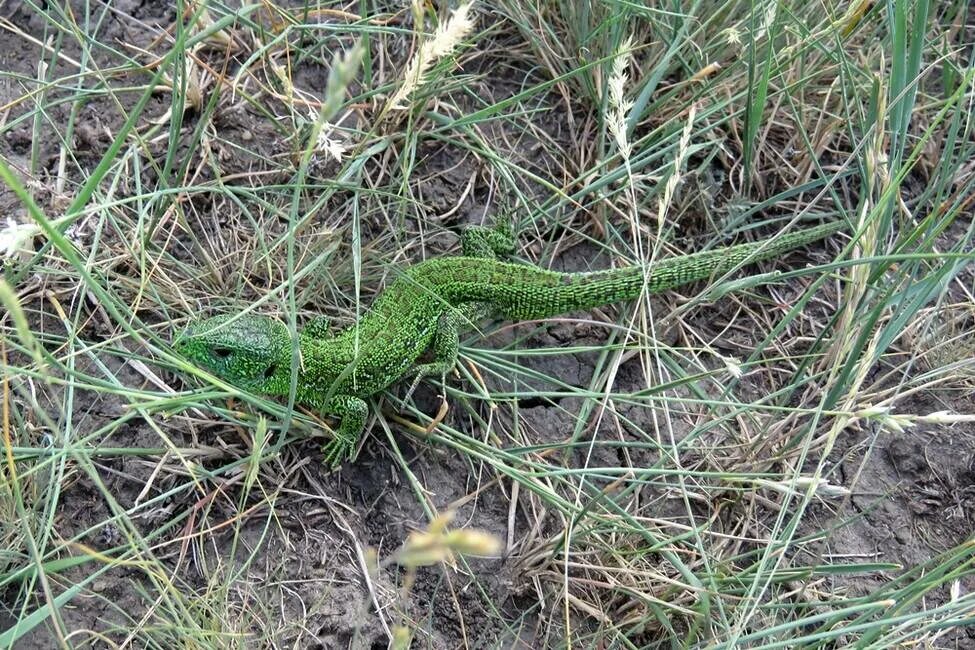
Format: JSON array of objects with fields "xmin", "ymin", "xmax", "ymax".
[
  {"xmin": 656, "ymin": 103, "xmax": 697, "ymax": 228},
  {"xmin": 607, "ymin": 37, "xmax": 634, "ymax": 161},
  {"xmin": 388, "ymin": 3, "xmax": 476, "ymax": 111},
  {"xmin": 0, "ymin": 218, "xmax": 39, "ymax": 261}
]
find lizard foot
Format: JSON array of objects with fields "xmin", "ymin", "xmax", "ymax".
[
  {"xmin": 402, "ymin": 366, "xmax": 448, "ymax": 405},
  {"xmin": 319, "ymin": 395, "xmax": 368, "ymax": 469},
  {"xmin": 462, "ymin": 222, "xmax": 516, "ymax": 259},
  {"xmin": 321, "ymin": 434, "xmax": 356, "ymax": 469}
]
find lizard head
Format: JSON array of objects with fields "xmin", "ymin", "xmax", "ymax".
[{"xmin": 174, "ymin": 314, "xmax": 291, "ymax": 394}]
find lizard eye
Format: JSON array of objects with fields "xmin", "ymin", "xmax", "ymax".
[
  {"xmin": 263, "ymin": 363, "xmax": 277, "ymax": 379},
  {"xmin": 212, "ymin": 346, "xmax": 233, "ymax": 359}
]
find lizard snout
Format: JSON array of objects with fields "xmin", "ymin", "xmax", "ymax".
[{"xmin": 172, "ymin": 325, "xmax": 196, "ymax": 352}]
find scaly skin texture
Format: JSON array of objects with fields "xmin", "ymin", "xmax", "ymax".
[{"xmin": 175, "ymin": 222, "xmax": 843, "ymax": 466}]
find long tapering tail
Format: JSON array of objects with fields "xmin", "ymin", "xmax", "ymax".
[{"xmin": 444, "ymin": 222, "xmax": 845, "ymax": 320}]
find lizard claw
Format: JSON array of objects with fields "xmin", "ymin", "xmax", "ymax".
[
  {"xmin": 402, "ymin": 371, "xmax": 424, "ymax": 404},
  {"xmin": 402, "ymin": 367, "xmax": 450, "ymax": 405},
  {"xmin": 322, "ymin": 434, "xmax": 355, "ymax": 469}
]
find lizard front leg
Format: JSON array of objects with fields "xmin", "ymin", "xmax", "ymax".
[{"xmin": 321, "ymin": 394, "xmax": 368, "ymax": 467}]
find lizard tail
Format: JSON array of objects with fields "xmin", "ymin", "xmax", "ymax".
[{"xmin": 446, "ymin": 222, "xmax": 845, "ymax": 320}]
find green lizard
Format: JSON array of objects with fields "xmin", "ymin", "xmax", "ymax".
[{"xmin": 175, "ymin": 221, "xmax": 843, "ymax": 466}]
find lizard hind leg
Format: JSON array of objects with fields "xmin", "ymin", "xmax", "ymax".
[
  {"xmin": 403, "ymin": 308, "xmax": 467, "ymax": 403},
  {"xmin": 461, "ymin": 222, "xmax": 516, "ymax": 259}
]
